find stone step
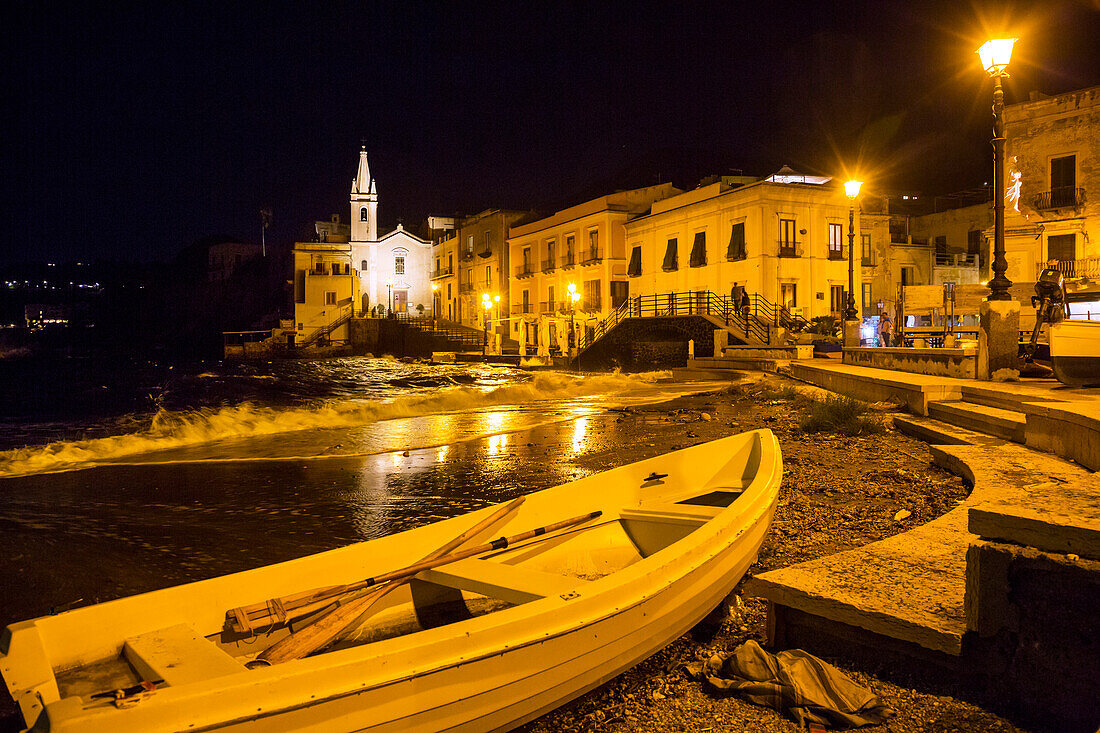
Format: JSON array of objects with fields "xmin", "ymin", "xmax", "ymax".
[
  {"xmin": 893, "ymin": 414, "xmax": 1004, "ymax": 447},
  {"xmin": 927, "ymin": 400, "xmax": 1026, "ymax": 443},
  {"xmin": 960, "ymin": 384, "xmax": 1059, "ymax": 413}
]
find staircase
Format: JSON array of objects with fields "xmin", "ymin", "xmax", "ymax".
[
  {"xmin": 899, "ymin": 384, "xmax": 1050, "ymax": 447},
  {"xmin": 395, "ymin": 314, "xmax": 485, "ymax": 350},
  {"xmin": 296, "ymin": 308, "xmax": 353, "ymax": 349}
]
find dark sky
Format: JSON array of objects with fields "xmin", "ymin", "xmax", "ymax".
[{"xmin": 3, "ymin": 1, "xmax": 1099, "ymax": 265}]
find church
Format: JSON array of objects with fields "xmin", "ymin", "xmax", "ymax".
[{"xmin": 291, "ymin": 147, "xmax": 432, "ymax": 346}]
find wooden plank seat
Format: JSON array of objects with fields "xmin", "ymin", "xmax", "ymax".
[
  {"xmin": 415, "ymin": 558, "xmax": 588, "ymax": 605},
  {"xmin": 620, "ymin": 502, "xmax": 724, "ymax": 527},
  {"xmin": 123, "ymin": 624, "xmax": 246, "ymax": 687}
]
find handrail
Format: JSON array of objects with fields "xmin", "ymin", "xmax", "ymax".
[{"xmin": 298, "ymin": 306, "xmax": 353, "ymax": 348}]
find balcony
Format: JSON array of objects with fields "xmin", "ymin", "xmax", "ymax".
[
  {"xmin": 540, "ymin": 301, "xmax": 558, "ymax": 313},
  {"xmin": 581, "ymin": 250, "xmax": 603, "ymax": 266},
  {"xmin": 861, "ymin": 257, "xmax": 875, "ymax": 267},
  {"xmin": 513, "ymin": 302, "xmax": 535, "ymax": 314},
  {"xmin": 1036, "ymin": 257, "xmax": 1100, "ymax": 280},
  {"xmin": 561, "ymin": 253, "xmax": 576, "ymax": 269},
  {"xmin": 777, "ymin": 242, "xmax": 801, "ymax": 258},
  {"xmin": 583, "ymin": 297, "xmax": 602, "ymax": 311},
  {"xmin": 934, "ymin": 253, "xmax": 979, "ymax": 267},
  {"xmin": 458, "ymin": 281, "xmax": 475, "ymax": 294},
  {"xmin": 1032, "ymin": 187, "xmax": 1085, "ymax": 210},
  {"xmin": 514, "ymin": 263, "xmax": 536, "ymax": 279},
  {"xmin": 460, "ymin": 248, "xmax": 476, "ymax": 261},
  {"xmin": 431, "ymin": 266, "xmax": 454, "ymax": 279},
  {"xmin": 541, "ymin": 259, "xmax": 557, "ymax": 273},
  {"xmin": 827, "ymin": 248, "xmax": 844, "ymax": 261}
]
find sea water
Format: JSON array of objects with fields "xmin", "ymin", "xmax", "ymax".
[{"xmin": 0, "ymin": 356, "xmax": 721, "ymax": 627}]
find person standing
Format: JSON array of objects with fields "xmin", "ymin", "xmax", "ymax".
[
  {"xmin": 740, "ymin": 290, "xmax": 751, "ymax": 319},
  {"xmin": 879, "ymin": 315, "xmax": 894, "ymax": 347}
]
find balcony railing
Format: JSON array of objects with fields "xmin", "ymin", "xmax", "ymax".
[
  {"xmin": 581, "ymin": 250, "xmax": 603, "ymax": 266},
  {"xmin": 561, "ymin": 253, "xmax": 575, "ymax": 269},
  {"xmin": 861, "ymin": 257, "xmax": 875, "ymax": 267},
  {"xmin": 583, "ymin": 297, "xmax": 602, "ymax": 311},
  {"xmin": 1032, "ymin": 187, "xmax": 1085, "ymax": 210},
  {"xmin": 431, "ymin": 266, "xmax": 454, "ymax": 279},
  {"xmin": 514, "ymin": 263, "xmax": 535, "ymax": 278},
  {"xmin": 777, "ymin": 242, "xmax": 801, "ymax": 258},
  {"xmin": 513, "ymin": 302, "xmax": 535, "ymax": 314},
  {"xmin": 542, "ymin": 259, "xmax": 557, "ymax": 273},
  {"xmin": 458, "ymin": 281, "xmax": 475, "ymax": 294},
  {"xmin": 827, "ymin": 248, "xmax": 844, "ymax": 260},
  {"xmin": 540, "ymin": 301, "xmax": 558, "ymax": 313},
  {"xmin": 935, "ymin": 253, "xmax": 979, "ymax": 266},
  {"xmin": 1036, "ymin": 257, "xmax": 1100, "ymax": 280}
]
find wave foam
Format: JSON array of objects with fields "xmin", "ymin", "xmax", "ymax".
[{"xmin": 0, "ymin": 370, "xmax": 671, "ymax": 477}]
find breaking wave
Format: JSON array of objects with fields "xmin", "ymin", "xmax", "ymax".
[{"xmin": 0, "ymin": 370, "xmax": 672, "ymax": 477}]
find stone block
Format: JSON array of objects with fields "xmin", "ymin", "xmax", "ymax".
[{"xmin": 978, "ymin": 300, "xmax": 1020, "ymax": 380}]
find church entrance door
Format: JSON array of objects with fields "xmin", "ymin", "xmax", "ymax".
[{"xmin": 393, "ymin": 290, "xmax": 408, "ymax": 315}]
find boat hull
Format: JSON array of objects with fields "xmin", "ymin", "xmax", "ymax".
[
  {"xmin": 2, "ymin": 431, "xmax": 781, "ymax": 732},
  {"xmin": 1050, "ymin": 320, "xmax": 1100, "ymax": 387}
]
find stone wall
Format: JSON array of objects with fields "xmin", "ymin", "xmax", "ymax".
[
  {"xmin": 843, "ymin": 346, "xmax": 977, "ymax": 379},
  {"xmin": 630, "ymin": 341, "xmax": 687, "ymax": 368}
]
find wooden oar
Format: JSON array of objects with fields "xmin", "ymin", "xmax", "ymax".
[
  {"xmin": 258, "ymin": 510, "xmax": 602, "ymax": 664},
  {"xmin": 228, "ymin": 496, "xmax": 526, "ymax": 635}
]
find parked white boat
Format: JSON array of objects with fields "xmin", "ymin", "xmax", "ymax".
[
  {"xmin": 1, "ymin": 430, "xmax": 781, "ymax": 732},
  {"xmin": 1049, "ymin": 319, "xmax": 1100, "ymax": 387}
]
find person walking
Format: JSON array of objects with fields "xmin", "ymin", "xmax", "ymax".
[
  {"xmin": 879, "ymin": 315, "xmax": 894, "ymax": 347},
  {"xmin": 740, "ymin": 291, "xmax": 751, "ymax": 319}
]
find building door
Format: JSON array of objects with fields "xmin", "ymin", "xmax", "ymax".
[
  {"xmin": 830, "ymin": 284, "xmax": 845, "ymax": 315},
  {"xmin": 393, "ymin": 290, "xmax": 408, "ymax": 314}
]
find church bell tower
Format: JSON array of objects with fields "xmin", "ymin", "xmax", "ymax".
[{"xmin": 350, "ymin": 146, "xmax": 378, "ymax": 243}]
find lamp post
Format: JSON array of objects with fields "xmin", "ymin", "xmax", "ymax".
[
  {"xmin": 480, "ymin": 293, "xmax": 498, "ymax": 355},
  {"xmin": 431, "ymin": 282, "xmax": 439, "ymax": 328},
  {"xmin": 386, "ymin": 277, "xmax": 393, "ymax": 318},
  {"xmin": 566, "ymin": 283, "xmax": 580, "ymax": 356},
  {"xmin": 843, "ymin": 179, "xmax": 862, "ymax": 320},
  {"xmin": 977, "ymin": 37, "xmax": 1017, "ymax": 301}
]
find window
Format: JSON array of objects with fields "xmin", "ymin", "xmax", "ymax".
[
  {"xmin": 934, "ymin": 235, "xmax": 947, "ymax": 256},
  {"xmin": 588, "ymin": 229, "xmax": 599, "ymax": 257},
  {"xmin": 360, "ymin": 207, "xmax": 368, "ymax": 221},
  {"xmin": 967, "ymin": 230, "xmax": 981, "ymax": 255},
  {"xmin": 548, "ymin": 285, "xmax": 555, "ymax": 309},
  {"xmin": 522, "ymin": 247, "xmax": 531, "ymax": 268},
  {"xmin": 830, "ymin": 284, "xmax": 845, "ymax": 313},
  {"xmin": 861, "ymin": 234, "xmax": 873, "ymax": 265},
  {"xmin": 325, "ymin": 291, "xmax": 337, "ymax": 306},
  {"xmin": 486, "ymin": 265, "xmax": 492, "ymax": 284},
  {"xmin": 522, "ymin": 290, "xmax": 530, "ymax": 313},
  {"xmin": 780, "ymin": 219, "xmax": 796, "ymax": 244},
  {"xmin": 583, "ymin": 279, "xmax": 602, "ymax": 311},
  {"xmin": 828, "ymin": 223, "xmax": 843, "ymax": 258},
  {"xmin": 862, "ymin": 283, "xmax": 873, "ymax": 315},
  {"xmin": 448, "ymin": 254, "xmax": 453, "ymax": 271},
  {"xmin": 1048, "ymin": 234, "xmax": 1076, "ymax": 262},
  {"xmin": 726, "ymin": 222, "xmax": 746, "ymax": 261},
  {"xmin": 1051, "ymin": 155, "xmax": 1076, "ymax": 190},
  {"xmin": 610, "ymin": 281, "xmax": 629, "ymax": 309},
  {"xmin": 628, "ymin": 246, "xmax": 642, "ymax": 277},
  {"xmin": 394, "ymin": 256, "xmax": 405, "ymax": 275},
  {"xmin": 565, "ymin": 234, "xmax": 575, "ymax": 257},
  {"xmin": 434, "ymin": 257, "xmax": 439, "ymax": 273},
  {"xmin": 689, "ymin": 231, "xmax": 707, "ymax": 267},
  {"xmin": 361, "ymin": 259, "xmax": 369, "ymax": 272},
  {"xmin": 780, "ymin": 283, "xmax": 797, "ymax": 308},
  {"xmin": 901, "ymin": 266, "xmax": 915, "ymax": 286},
  {"xmin": 447, "ymin": 284, "xmax": 451, "ymax": 299},
  {"xmin": 662, "ymin": 238, "xmax": 678, "ymax": 271},
  {"xmin": 467, "ymin": 235, "xmax": 474, "ymax": 254}
]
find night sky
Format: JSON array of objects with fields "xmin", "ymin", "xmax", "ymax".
[{"xmin": 4, "ymin": 1, "xmax": 1099, "ymax": 265}]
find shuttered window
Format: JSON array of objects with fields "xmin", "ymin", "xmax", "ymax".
[
  {"xmin": 689, "ymin": 231, "xmax": 706, "ymax": 267},
  {"xmin": 662, "ymin": 238, "xmax": 678, "ymax": 271},
  {"xmin": 628, "ymin": 246, "xmax": 642, "ymax": 277},
  {"xmin": 726, "ymin": 223, "xmax": 746, "ymax": 261}
]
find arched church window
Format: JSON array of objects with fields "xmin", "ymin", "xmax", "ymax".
[
  {"xmin": 394, "ymin": 256, "xmax": 405, "ymax": 275},
  {"xmin": 361, "ymin": 260, "xmax": 369, "ymax": 272},
  {"xmin": 360, "ymin": 207, "xmax": 368, "ymax": 221}
]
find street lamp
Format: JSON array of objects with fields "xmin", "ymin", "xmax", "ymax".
[
  {"xmin": 480, "ymin": 292, "xmax": 493, "ymax": 355},
  {"xmin": 977, "ymin": 37, "xmax": 1017, "ymax": 301},
  {"xmin": 566, "ymin": 283, "xmax": 581, "ymax": 355},
  {"xmin": 386, "ymin": 277, "xmax": 393, "ymax": 318},
  {"xmin": 843, "ymin": 179, "xmax": 862, "ymax": 320},
  {"xmin": 430, "ymin": 282, "xmax": 439, "ymax": 327}
]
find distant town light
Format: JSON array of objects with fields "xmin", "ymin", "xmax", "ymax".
[
  {"xmin": 977, "ymin": 38, "xmax": 1016, "ymax": 75},
  {"xmin": 844, "ymin": 179, "xmax": 862, "ymax": 198}
]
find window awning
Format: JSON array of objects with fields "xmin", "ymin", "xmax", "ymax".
[
  {"xmin": 689, "ymin": 232, "xmax": 707, "ymax": 267},
  {"xmin": 628, "ymin": 246, "xmax": 642, "ymax": 277},
  {"xmin": 662, "ymin": 239, "xmax": 678, "ymax": 271},
  {"xmin": 727, "ymin": 223, "xmax": 746, "ymax": 261}
]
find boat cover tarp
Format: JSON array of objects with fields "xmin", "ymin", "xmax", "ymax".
[{"xmin": 686, "ymin": 640, "xmax": 891, "ymax": 728}]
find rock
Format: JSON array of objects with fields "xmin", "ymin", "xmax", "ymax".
[
  {"xmin": 402, "ymin": 450, "xmax": 410, "ymax": 457},
  {"xmin": 1068, "ymin": 553, "xmax": 1080, "ymax": 562},
  {"xmin": 700, "ymin": 412, "xmax": 713, "ymax": 421},
  {"xmin": 652, "ymin": 690, "xmax": 666, "ymax": 700},
  {"xmin": 893, "ymin": 509, "xmax": 912, "ymax": 522}
]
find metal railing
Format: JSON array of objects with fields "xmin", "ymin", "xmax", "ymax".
[
  {"xmin": 515, "ymin": 263, "xmax": 535, "ymax": 278},
  {"xmin": 1036, "ymin": 257, "xmax": 1100, "ymax": 280},
  {"xmin": 540, "ymin": 301, "xmax": 558, "ymax": 313},
  {"xmin": 432, "ymin": 266, "xmax": 454, "ymax": 278},
  {"xmin": 580, "ymin": 251, "xmax": 603, "ymax": 266},
  {"xmin": 935, "ymin": 253, "xmax": 979, "ymax": 266},
  {"xmin": 778, "ymin": 242, "xmax": 801, "ymax": 258},
  {"xmin": 1032, "ymin": 187, "xmax": 1085, "ymax": 210},
  {"xmin": 513, "ymin": 302, "xmax": 535, "ymax": 314},
  {"xmin": 297, "ymin": 306, "xmax": 353, "ymax": 349},
  {"xmin": 561, "ymin": 253, "xmax": 576, "ymax": 268},
  {"xmin": 827, "ymin": 248, "xmax": 844, "ymax": 260},
  {"xmin": 458, "ymin": 281, "xmax": 475, "ymax": 293},
  {"xmin": 575, "ymin": 291, "xmax": 777, "ymax": 353},
  {"xmin": 395, "ymin": 314, "xmax": 484, "ymax": 347},
  {"xmin": 541, "ymin": 259, "xmax": 557, "ymax": 273}
]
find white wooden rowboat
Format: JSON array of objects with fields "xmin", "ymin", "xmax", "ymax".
[
  {"xmin": 1, "ymin": 429, "xmax": 781, "ymax": 732},
  {"xmin": 1049, "ymin": 319, "xmax": 1100, "ymax": 387}
]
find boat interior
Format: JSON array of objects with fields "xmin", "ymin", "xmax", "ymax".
[{"xmin": 11, "ymin": 431, "xmax": 771, "ymax": 722}]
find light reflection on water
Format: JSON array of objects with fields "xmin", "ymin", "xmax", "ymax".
[{"xmin": 571, "ymin": 417, "xmax": 588, "ymax": 456}]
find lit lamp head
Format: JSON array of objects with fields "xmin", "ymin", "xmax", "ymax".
[
  {"xmin": 844, "ymin": 179, "xmax": 863, "ymax": 199},
  {"xmin": 386, "ymin": 277, "xmax": 393, "ymax": 287},
  {"xmin": 493, "ymin": 295, "xmax": 500, "ymax": 303},
  {"xmin": 431, "ymin": 282, "xmax": 438, "ymax": 292},
  {"xmin": 977, "ymin": 38, "xmax": 1016, "ymax": 76},
  {"xmin": 481, "ymin": 293, "xmax": 492, "ymax": 311}
]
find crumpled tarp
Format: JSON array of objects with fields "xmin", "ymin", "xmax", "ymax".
[{"xmin": 685, "ymin": 640, "xmax": 892, "ymax": 729}]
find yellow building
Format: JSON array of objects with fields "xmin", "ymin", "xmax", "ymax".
[
  {"xmin": 291, "ymin": 242, "xmax": 358, "ymax": 346},
  {"xmin": 507, "ymin": 184, "xmax": 679, "ymax": 355},
  {"xmin": 1003, "ymin": 85, "xmax": 1099, "ymax": 285},
  {"xmin": 625, "ymin": 170, "xmax": 861, "ymax": 324}
]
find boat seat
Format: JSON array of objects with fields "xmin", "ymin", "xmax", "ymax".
[
  {"xmin": 123, "ymin": 624, "xmax": 246, "ymax": 687},
  {"xmin": 416, "ymin": 558, "xmax": 587, "ymax": 605},
  {"xmin": 620, "ymin": 502, "xmax": 723, "ymax": 527}
]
